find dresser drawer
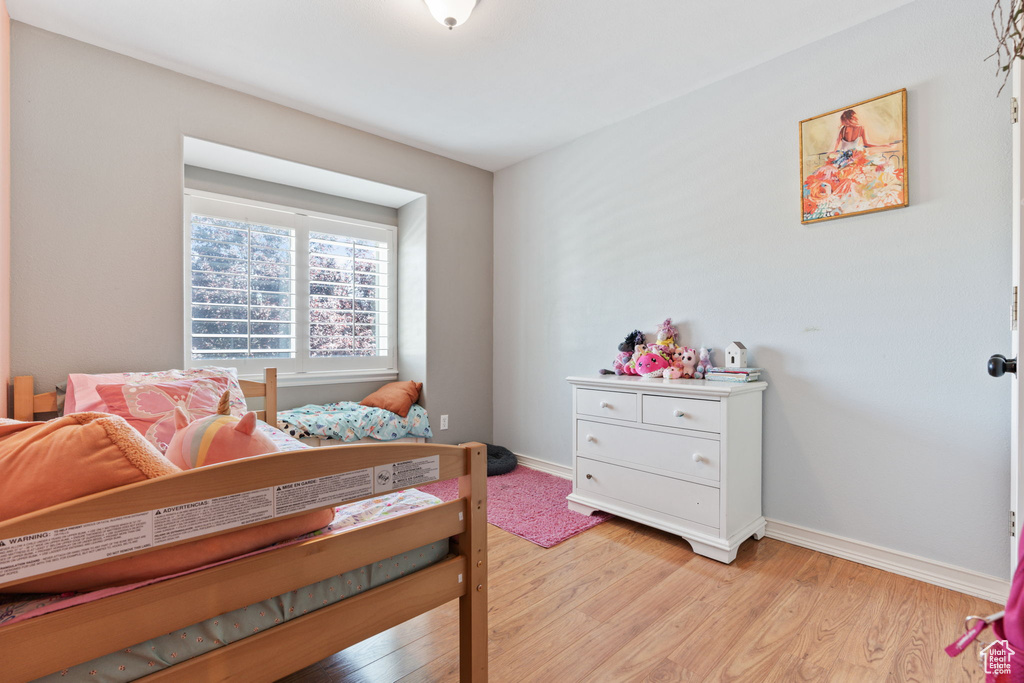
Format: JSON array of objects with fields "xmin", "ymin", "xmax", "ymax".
[
  {"xmin": 576, "ymin": 388, "xmax": 637, "ymax": 422},
  {"xmin": 576, "ymin": 419, "xmax": 720, "ymax": 482},
  {"xmin": 576, "ymin": 457, "xmax": 719, "ymax": 529},
  {"xmin": 642, "ymin": 394, "xmax": 721, "ymax": 433}
]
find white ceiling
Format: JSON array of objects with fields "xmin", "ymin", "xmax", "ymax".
[{"xmin": 7, "ymin": 0, "xmax": 917, "ymax": 171}]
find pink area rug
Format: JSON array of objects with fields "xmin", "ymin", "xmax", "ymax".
[{"xmin": 415, "ymin": 465, "xmax": 611, "ymax": 548}]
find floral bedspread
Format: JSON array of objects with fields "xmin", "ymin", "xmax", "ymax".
[{"xmin": 277, "ymin": 401, "xmax": 432, "ymax": 442}]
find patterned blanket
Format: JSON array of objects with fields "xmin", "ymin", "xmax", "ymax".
[{"xmin": 277, "ymin": 401, "xmax": 432, "ymax": 442}]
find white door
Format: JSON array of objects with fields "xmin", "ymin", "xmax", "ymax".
[{"xmin": 1002, "ymin": 65, "xmax": 1024, "ymax": 574}]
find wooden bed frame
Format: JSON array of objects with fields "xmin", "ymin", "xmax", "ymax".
[{"xmin": 2, "ymin": 369, "xmax": 488, "ymax": 682}]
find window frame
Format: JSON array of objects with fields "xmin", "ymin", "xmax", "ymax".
[{"xmin": 183, "ymin": 189, "xmax": 398, "ymax": 380}]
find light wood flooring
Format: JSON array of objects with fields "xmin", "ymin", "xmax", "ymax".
[{"xmin": 279, "ymin": 518, "xmax": 1001, "ymax": 682}]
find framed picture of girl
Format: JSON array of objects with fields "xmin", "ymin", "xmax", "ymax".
[{"xmin": 800, "ymin": 89, "xmax": 908, "ymax": 224}]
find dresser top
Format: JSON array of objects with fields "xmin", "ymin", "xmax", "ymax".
[{"xmin": 566, "ymin": 375, "xmax": 767, "ymax": 397}]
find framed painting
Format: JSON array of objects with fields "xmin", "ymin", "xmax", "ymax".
[{"xmin": 800, "ymin": 88, "xmax": 908, "ymax": 224}]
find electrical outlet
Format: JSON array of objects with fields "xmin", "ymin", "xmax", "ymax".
[{"xmin": 439, "ymin": 414, "xmax": 449, "ymax": 430}]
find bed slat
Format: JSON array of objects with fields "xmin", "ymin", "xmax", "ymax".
[
  {"xmin": 141, "ymin": 557, "xmax": 466, "ymax": 683},
  {"xmin": 0, "ymin": 501, "xmax": 466, "ymax": 682}
]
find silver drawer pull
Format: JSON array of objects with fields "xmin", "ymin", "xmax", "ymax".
[
  {"xmin": 674, "ymin": 409, "xmax": 685, "ymax": 417},
  {"xmin": 600, "ymin": 401, "xmax": 612, "ymax": 409},
  {"xmin": 586, "ymin": 473, "xmax": 593, "ymax": 480},
  {"xmin": 586, "ymin": 434, "xmax": 596, "ymax": 443},
  {"xmin": 692, "ymin": 453, "xmax": 703, "ymax": 464}
]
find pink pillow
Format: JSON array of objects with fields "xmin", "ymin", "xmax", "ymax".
[
  {"xmin": 96, "ymin": 377, "xmax": 235, "ymax": 452},
  {"xmin": 65, "ymin": 366, "xmax": 247, "ymax": 415}
]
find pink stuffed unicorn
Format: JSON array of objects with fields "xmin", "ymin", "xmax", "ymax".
[
  {"xmin": 650, "ymin": 318, "xmax": 678, "ymax": 356},
  {"xmin": 164, "ymin": 392, "xmax": 278, "ymax": 470},
  {"xmin": 695, "ymin": 347, "xmax": 713, "ymax": 380}
]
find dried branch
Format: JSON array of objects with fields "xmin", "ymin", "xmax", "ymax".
[{"xmin": 989, "ymin": 0, "xmax": 1024, "ymax": 95}]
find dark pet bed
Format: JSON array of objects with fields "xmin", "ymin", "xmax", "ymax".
[{"xmin": 486, "ymin": 443, "xmax": 518, "ymax": 476}]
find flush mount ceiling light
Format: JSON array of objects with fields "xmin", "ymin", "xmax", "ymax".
[{"xmin": 423, "ymin": 0, "xmax": 478, "ymax": 30}]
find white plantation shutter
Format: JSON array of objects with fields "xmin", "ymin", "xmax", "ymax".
[{"xmin": 184, "ymin": 192, "xmax": 396, "ymax": 376}]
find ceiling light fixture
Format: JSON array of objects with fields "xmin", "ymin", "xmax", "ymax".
[{"xmin": 423, "ymin": 0, "xmax": 478, "ymax": 30}]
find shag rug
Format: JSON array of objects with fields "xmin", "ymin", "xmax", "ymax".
[{"xmin": 415, "ymin": 465, "xmax": 611, "ymax": 548}]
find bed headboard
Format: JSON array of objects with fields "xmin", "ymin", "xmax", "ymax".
[{"xmin": 11, "ymin": 368, "xmax": 278, "ymax": 423}]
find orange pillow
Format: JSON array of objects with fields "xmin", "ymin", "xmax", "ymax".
[
  {"xmin": 0, "ymin": 412, "xmax": 179, "ymax": 521},
  {"xmin": 360, "ymin": 381, "xmax": 422, "ymax": 418},
  {"xmin": 0, "ymin": 414, "xmax": 332, "ymax": 593}
]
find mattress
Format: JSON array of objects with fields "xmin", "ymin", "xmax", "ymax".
[
  {"xmin": 277, "ymin": 401, "xmax": 433, "ymax": 443},
  {"xmin": 17, "ymin": 489, "xmax": 447, "ymax": 681}
]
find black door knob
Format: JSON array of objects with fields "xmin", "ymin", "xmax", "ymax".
[{"xmin": 989, "ymin": 354, "xmax": 1018, "ymax": 377}]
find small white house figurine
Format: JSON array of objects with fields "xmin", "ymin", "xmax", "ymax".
[{"xmin": 725, "ymin": 342, "xmax": 748, "ymax": 368}]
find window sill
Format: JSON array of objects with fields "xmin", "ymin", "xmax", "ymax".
[{"xmin": 239, "ymin": 370, "xmax": 400, "ymax": 388}]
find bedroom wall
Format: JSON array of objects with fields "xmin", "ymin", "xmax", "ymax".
[
  {"xmin": 10, "ymin": 24, "xmax": 493, "ymax": 444},
  {"xmin": 0, "ymin": 2, "xmax": 8, "ymax": 418},
  {"xmin": 397, "ymin": 197, "xmax": 428, "ymax": 402},
  {"xmin": 493, "ymin": 0, "xmax": 1013, "ymax": 578}
]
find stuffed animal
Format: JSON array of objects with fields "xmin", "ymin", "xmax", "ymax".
[
  {"xmin": 695, "ymin": 347, "xmax": 713, "ymax": 380},
  {"xmin": 629, "ymin": 343, "xmax": 649, "ymax": 373},
  {"xmin": 165, "ymin": 391, "xmax": 278, "ymax": 470},
  {"xmin": 651, "ymin": 318, "xmax": 679, "ymax": 356},
  {"xmin": 600, "ymin": 330, "xmax": 645, "ymax": 375},
  {"xmin": 636, "ymin": 352, "xmax": 670, "ymax": 378},
  {"xmin": 663, "ymin": 347, "xmax": 685, "ymax": 379},
  {"xmin": 678, "ymin": 347, "xmax": 699, "ymax": 379}
]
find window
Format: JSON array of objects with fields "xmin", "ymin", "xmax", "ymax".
[{"xmin": 184, "ymin": 191, "xmax": 396, "ymax": 378}]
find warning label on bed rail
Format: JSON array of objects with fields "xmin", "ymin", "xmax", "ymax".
[
  {"xmin": 0, "ymin": 511, "xmax": 153, "ymax": 584},
  {"xmin": 0, "ymin": 464, "xmax": 399, "ymax": 584},
  {"xmin": 373, "ymin": 455, "xmax": 440, "ymax": 493},
  {"xmin": 154, "ymin": 489, "xmax": 274, "ymax": 545},
  {"xmin": 274, "ymin": 469, "xmax": 373, "ymax": 516}
]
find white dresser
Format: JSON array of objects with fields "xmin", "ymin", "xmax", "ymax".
[{"xmin": 566, "ymin": 375, "xmax": 767, "ymax": 563}]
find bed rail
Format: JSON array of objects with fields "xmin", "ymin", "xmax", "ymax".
[{"xmin": 0, "ymin": 441, "xmax": 488, "ymax": 682}]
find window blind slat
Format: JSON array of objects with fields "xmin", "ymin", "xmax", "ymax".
[{"xmin": 188, "ymin": 196, "xmax": 392, "ymax": 364}]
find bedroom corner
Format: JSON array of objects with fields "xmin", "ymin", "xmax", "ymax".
[{"xmin": 0, "ymin": 0, "xmax": 9, "ymax": 419}]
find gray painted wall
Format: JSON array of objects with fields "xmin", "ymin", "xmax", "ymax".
[
  {"xmin": 493, "ymin": 0, "xmax": 1012, "ymax": 578},
  {"xmin": 11, "ymin": 24, "xmax": 493, "ymax": 445},
  {"xmin": 183, "ymin": 166, "xmax": 399, "ymax": 227},
  {"xmin": 398, "ymin": 197, "xmax": 428, "ymax": 402}
]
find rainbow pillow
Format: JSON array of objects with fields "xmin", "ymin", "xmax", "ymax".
[{"xmin": 165, "ymin": 401, "xmax": 277, "ymax": 470}]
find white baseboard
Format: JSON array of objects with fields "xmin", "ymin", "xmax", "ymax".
[
  {"xmin": 766, "ymin": 519, "xmax": 1010, "ymax": 604},
  {"xmin": 515, "ymin": 453, "xmax": 572, "ymax": 479},
  {"xmin": 510, "ymin": 456, "xmax": 1008, "ymax": 603}
]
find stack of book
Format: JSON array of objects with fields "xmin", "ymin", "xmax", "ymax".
[{"xmin": 705, "ymin": 367, "xmax": 762, "ymax": 383}]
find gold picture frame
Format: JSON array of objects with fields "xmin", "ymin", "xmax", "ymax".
[{"xmin": 799, "ymin": 88, "xmax": 908, "ymax": 224}]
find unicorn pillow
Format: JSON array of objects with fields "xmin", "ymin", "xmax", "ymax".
[{"xmin": 164, "ymin": 393, "xmax": 278, "ymax": 470}]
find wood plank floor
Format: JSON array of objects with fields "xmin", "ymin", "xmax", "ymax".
[{"xmin": 278, "ymin": 518, "xmax": 1001, "ymax": 682}]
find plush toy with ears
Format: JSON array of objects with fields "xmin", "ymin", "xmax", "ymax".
[
  {"xmin": 164, "ymin": 391, "xmax": 278, "ymax": 470},
  {"xmin": 695, "ymin": 347, "xmax": 713, "ymax": 379},
  {"xmin": 678, "ymin": 347, "xmax": 699, "ymax": 379},
  {"xmin": 600, "ymin": 330, "xmax": 646, "ymax": 375}
]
